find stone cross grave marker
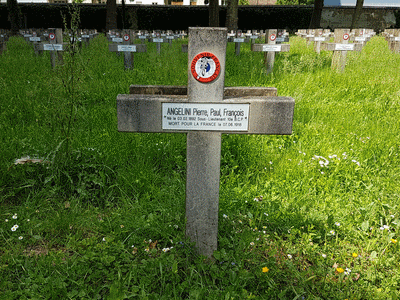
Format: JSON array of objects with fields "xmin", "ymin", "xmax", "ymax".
[
  {"xmin": 117, "ymin": 27, "xmax": 295, "ymax": 258},
  {"xmin": 109, "ymin": 30, "xmax": 147, "ymax": 70},
  {"xmin": 350, "ymin": 29, "xmax": 372, "ymax": 47},
  {"xmin": 35, "ymin": 28, "xmax": 64, "ymax": 69},
  {"xmin": 322, "ymin": 29, "xmax": 362, "ymax": 72},
  {"xmin": 228, "ymin": 30, "xmax": 248, "ymax": 56},
  {"xmin": 385, "ymin": 29, "xmax": 400, "ymax": 53},
  {"xmin": 244, "ymin": 30, "xmax": 258, "ymax": 45},
  {"xmin": 305, "ymin": 29, "xmax": 329, "ymax": 54},
  {"xmin": 80, "ymin": 29, "xmax": 97, "ymax": 47},
  {"xmin": 0, "ymin": 30, "xmax": 9, "ymax": 55},
  {"xmin": 251, "ymin": 29, "xmax": 290, "ymax": 74},
  {"xmin": 148, "ymin": 31, "xmax": 169, "ymax": 54},
  {"xmin": 23, "ymin": 30, "xmax": 44, "ymax": 55}
]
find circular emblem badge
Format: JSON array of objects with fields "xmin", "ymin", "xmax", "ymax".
[
  {"xmin": 123, "ymin": 34, "xmax": 130, "ymax": 41},
  {"xmin": 49, "ymin": 33, "xmax": 55, "ymax": 40},
  {"xmin": 269, "ymin": 34, "xmax": 276, "ymax": 41},
  {"xmin": 191, "ymin": 52, "xmax": 221, "ymax": 83},
  {"xmin": 343, "ymin": 33, "xmax": 350, "ymax": 41}
]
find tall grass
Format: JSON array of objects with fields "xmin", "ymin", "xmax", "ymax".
[{"xmin": 1, "ymin": 34, "xmax": 400, "ymax": 299}]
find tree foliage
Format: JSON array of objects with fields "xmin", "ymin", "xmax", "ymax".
[{"xmin": 276, "ymin": 0, "xmax": 314, "ymax": 5}]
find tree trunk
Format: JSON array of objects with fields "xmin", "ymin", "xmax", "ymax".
[
  {"xmin": 309, "ymin": 0, "xmax": 323, "ymax": 29},
  {"xmin": 351, "ymin": 0, "xmax": 364, "ymax": 30},
  {"xmin": 7, "ymin": 0, "xmax": 20, "ymax": 36},
  {"xmin": 121, "ymin": 0, "xmax": 126, "ymax": 29},
  {"xmin": 106, "ymin": 0, "xmax": 117, "ymax": 32},
  {"xmin": 225, "ymin": 0, "xmax": 239, "ymax": 31},
  {"xmin": 209, "ymin": 0, "xmax": 219, "ymax": 27}
]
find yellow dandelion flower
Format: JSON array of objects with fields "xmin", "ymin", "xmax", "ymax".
[
  {"xmin": 352, "ymin": 253, "xmax": 358, "ymax": 258},
  {"xmin": 336, "ymin": 267, "xmax": 344, "ymax": 273},
  {"xmin": 262, "ymin": 267, "xmax": 269, "ymax": 273},
  {"xmin": 391, "ymin": 239, "xmax": 397, "ymax": 244},
  {"xmin": 120, "ymin": 225, "xmax": 124, "ymax": 228}
]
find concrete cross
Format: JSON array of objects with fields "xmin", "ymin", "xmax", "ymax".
[
  {"xmin": 251, "ymin": 29, "xmax": 290, "ymax": 74},
  {"xmin": 385, "ymin": 29, "xmax": 400, "ymax": 53},
  {"xmin": 35, "ymin": 28, "xmax": 64, "ymax": 69},
  {"xmin": 304, "ymin": 29, "xmax": 328, "ymax": 54},
  {"xmin": 228, "ymin": 30, "xmax": 248, "ymax": 56},
  {"xmin": 350, "ymin": 29, "xmax": 372, "ymax": 47},
  {"xmin": 0, "ymin": 31, "xmax": 8, "ymax": 55},
  {"xmin": 109, "ymin": 30, "xmax": 147, "ymax": 70},
  {"xmin": 148, "ymin": 31, "xmax": 170, "ymax": 54},
  {"xmin": 322, "ymin": 29, "xmax": 363, "ymax": 72},
  {"xmin": 117, "ymin": 27, "xmax": 295, "ymax": 258}
]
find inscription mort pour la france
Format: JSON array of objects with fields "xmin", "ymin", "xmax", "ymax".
[{"xmin": 162, "ymin": 103, "xmax": 250, "ymax": 131}]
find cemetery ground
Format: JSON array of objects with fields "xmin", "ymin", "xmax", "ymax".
[{"xmin": 0, "ymin": 33, "xmax": 399, "ymax": 300}]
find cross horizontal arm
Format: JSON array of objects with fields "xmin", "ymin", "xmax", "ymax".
[
  {"xmin": 251, "ymin": 44, "xmax": 290, "ymax": 52},
  {"xmin": 321, "ymin": 43, "xmax": 363, "ymax": 52},
  {"xmin": 117, "ymin": 94, "xmax": 294, "ymax": 135},
  {"xmin": 109, "ymin": 44, "xmax": 147, "ymax": 52},
  {"xmin": 35, "ymin": 44, "xmax": 65, "ymax": 51}
]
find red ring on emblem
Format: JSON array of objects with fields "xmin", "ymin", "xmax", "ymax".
[
  {"xmin": 191, "ymin": 52, "xmax": 221, "ymax": 83},
  {"xmin": 343, "ymin": 33, "xmax": 349, "ymax": 41},
  {"xmin": 49, "ymin": 33, "xmax": 55, "ymax": 40},
  {"xmin": 270, "ymin": 34, "xmax": 276, "ymax": 41},
  {"xmin": 124, "ymin": 34, "xmax": 130, "ymax": 41}
]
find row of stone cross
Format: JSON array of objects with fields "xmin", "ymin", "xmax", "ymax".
[
  {"xmin": 296, "ymin": 28, "xmax": 376, "ymax": 52},
  {"xmin": 296, "ymin": 28, "xmax": 378, "ymax": 72},
  {"xmin": 1, "ymin": 27, "xmax": 399, "ymax": 73},
  {"xmin": 382, "ymin": 29, "xmax": 400, "ymax": 53}
]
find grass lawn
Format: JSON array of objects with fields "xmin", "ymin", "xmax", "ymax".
[{"xmin": 0, "ymin": 32, "xmax": 400, "ymax": 299}]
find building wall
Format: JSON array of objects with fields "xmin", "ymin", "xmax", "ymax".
[
  {"xmin": 321, "ymin": 6, "xmax": 397, "ymax": 30},
  {"xmin": 324, "ymin": 0, "xmax": 400, "ymax": 6},
  {"xmin": 248, "ymin": 0, "xmax": 277, "ymax": 5}
]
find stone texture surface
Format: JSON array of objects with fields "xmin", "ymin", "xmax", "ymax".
[
  {"xmin": 129, "ymin": 85, "xmax": 278, "ymax": 97},
  {"xmin": 116, "ymin": 27, "xmax": 295, "ymax": 258},
  {"xmin": 186, "ymin": 27, "xmax": 227, "ymax": 257},
  {"xmin": 117, "ymin": 94, "xmax": 294, "ymax": 134}
]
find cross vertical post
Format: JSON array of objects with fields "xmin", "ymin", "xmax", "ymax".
[
  {"xmin": 185, "ymin": 27, "xmax": 227, "ymax": 257},
  {"xmin": 332, "ymin": 29, "xmax": 349, "ymax": 72},
  {"xmin": 48, "ymin": 28, "xmax": 63, "ymax": 69},
  {"xmin": 123, "ymin": 30, "xmax": 134, "ymax": 69}
]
